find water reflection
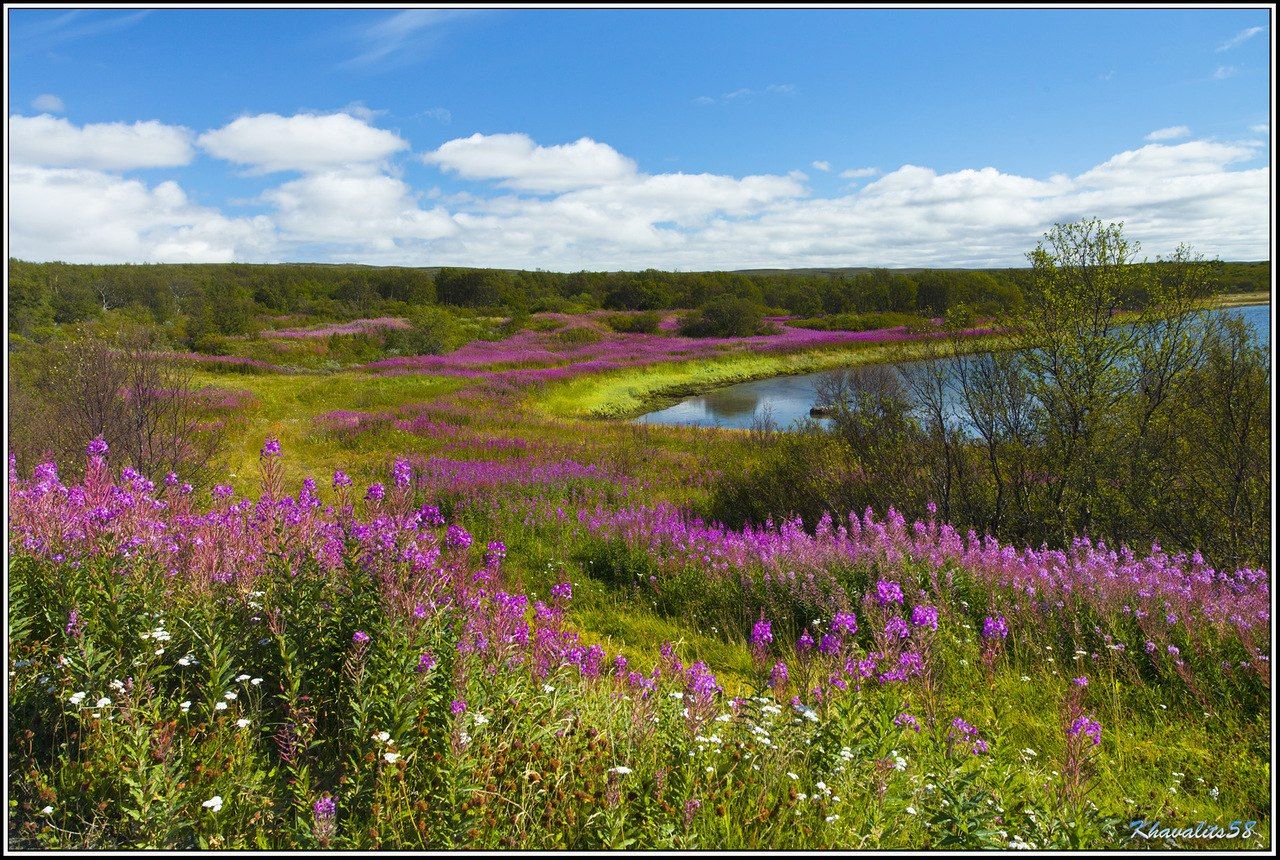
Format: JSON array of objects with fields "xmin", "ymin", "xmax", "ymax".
[{"xmin": 635, "ymin": 304, "xmax": 1270, "ymax": 431}]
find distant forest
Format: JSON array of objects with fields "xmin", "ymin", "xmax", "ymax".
[{"xmin": 7, "ymin": 257, "xmax": 1270, "ymax": 348}]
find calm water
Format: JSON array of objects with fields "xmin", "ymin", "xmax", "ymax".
[{"xmin": 635, "ymin": 304, "xmax": 1271, "ymax": 430}]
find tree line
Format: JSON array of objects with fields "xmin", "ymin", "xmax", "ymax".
[{"xmin": 8, "ymin": 257, "xmax": 1269, "ymax": 347}]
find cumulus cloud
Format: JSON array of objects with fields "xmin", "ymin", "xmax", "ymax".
[
  {"xmin": 840, "ymin": 167, "xmax": 879, "ymax": 179},
  {"xmin": 811, "ymin": 160, "xmax": 831, "ymax": 172},
  {"xmin": 198, "ymin": 112, "xmax": 408, "ymax": 173},
  {"xmin": 9, "ymin": 114, "xmax": 194, "ymax": 170},
  {"xmin": 1217, "ymin": 26, "xmax": 1263, "ymax": 51},
  {"xmin": 7, "ymin": 128, "xmax": 1269, "ymax": 268},
  {"xmin": 261, "ymin": 171, "xmax": 458, "ymax": 250},
  {"xmin": 31, "ymin": 93, "xmax": 64, "ymax": 113},
  {"xmin": 9, "ymin": 165, "xmax": 273, "ymax": 263},
  {"xmin": 1145, "ymin": 125, "xmax": 1190, "ymax": 141},
  {"xmin": 1249, "ymin": 123, "xmax": 1268, "ymax": 134},
  {"xmin": 1213, "ymin": 65, "xmax": 1239, "ymax": 80},
  {"xmin": 423, "ymin": 133, "xmax": 638, "ymax": 193}
]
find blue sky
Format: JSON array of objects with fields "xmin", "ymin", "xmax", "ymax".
[{"xmin": 7, "ymin": 6, "xmax": 1272, "ymax": 269}]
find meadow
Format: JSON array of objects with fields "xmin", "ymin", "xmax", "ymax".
[{"xmin": 7, "ymin": 291, "xmax": 1271, "ymax": 851}]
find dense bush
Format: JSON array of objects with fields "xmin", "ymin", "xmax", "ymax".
[
  {"xmin": 604, "ymin": 311, "xmax": 663, "ymax": 334},
  {"xmin": 678, "ymin": 297, "xmax": 774, "ymax": 338}
]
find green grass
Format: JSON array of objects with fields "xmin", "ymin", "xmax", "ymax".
[{"xmin": 531, "ymin": 333, "xmax": 1015, "ymax": 420}]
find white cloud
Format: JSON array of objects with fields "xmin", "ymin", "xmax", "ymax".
[
  {"xmin": 8, "ymin": 114, "xmax": 194, "ymax": 170},
  {"xmin": 341, "ymin": 9, "xmax": 473, "ymax": 69},
  {"xmin": 811, "ymin": 160, "xmax": 831, "ymax": 172},
  {"xmin": 423, "ymin": 133, "xmax": 638, "ymax": 193},
  {"xmin": 1217, "ymin": 26, "xmax": 1263, "ymax": 51},
  {"xmin": 8, "ymin": 129, "xmax": 1269, "ymax": 269},
  {"xmin": 840, "ymin": 167, "xmax": 879, "ymax": 179},
  {"xmin": 1249, "ymin": 123, "xmax": 1268, "ymax": 134},
  {"xmin": 1213, "ymin": 65, "xmax": 1239, "ymax": 80},
  {"xmin": 692, "ymin": 96, "xmax": 715, "ymax": 106},
  {"xmin": 261, "ymin": 171, "xmax": 458, "ymax": 249},
  {"xmin": 198, "ymin": 112, "xmax": 408, "ymax": 174},
  {"xmin": 420, "ymin": 107, "xmax": 452, "ymax": 124},
  {"xmin": 8, "ymin": 165, "xmax": 273, "ymax": 263},
  {"xmin": 31, "ymin": 93, "xmax": 64, "ymax": 113},
  {"xmin": 1145, "ymin": 125, "xmax": 1190, "ymax": 142}
]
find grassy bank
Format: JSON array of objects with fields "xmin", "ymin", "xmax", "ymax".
[{"xmin": 531, "ymin": 332, "xmax": 1015, "ymax": 420}]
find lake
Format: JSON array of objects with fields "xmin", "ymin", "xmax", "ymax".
[{"xmin": 635, "ymin": 303, "xmax": 1271, "ymax": 430}]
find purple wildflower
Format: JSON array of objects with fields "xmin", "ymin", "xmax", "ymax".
[
  {"xmin": 352, "ymin": 630, "xmax": 370, "ymax": 646},
  {"xmin": 1072, "ymin": 676, "xmax": 1088, "ymax": 687},
  {"xmin": 910, "ymin": 604, "xmax": 939, "ymax": 631},
  {"xmin": 875, "ymin": 579, "xmax": 905, "ymax": 606},
  {"xmin": 981, "ymin": 615, "xmax": 1008, "ymax": 640},
  {"xmin": 894, "ymin": 712, "xmax": 921, "ymax": 732},
  {"xmin": 332, "ymin": 470, "xmax": 352, "ymax": 488},
  {"xmin": 884, "ymin": 617, "xmax": 910, "ymax": 640},
  {"xmin": 1067, "ymin": 716, "xmax": 1103, "ymax": 746},
  {"xmin": 365, "ymin": 483, "xmax": 385, "ymax": 503},
  {"xmin": 750, "ymin": 616, "xmax": 773, "ymax": 651},
  {"xmin": 450, "ymin": 699, "xmax": 467, "ymax": 716},
  {"xmin": 445, "ymin": 525, "xmax": 473, "ymax": 550},
  {"xmin": 392, "ymin": 458, "xmax": 412, "ymax": 489},
  {"xmin": 769, "ymin": 661, "xmax": 789, "ymax": 688},
  {"xmin": 550, "ymin": 581, "xmax": 573, "ymax": 602},
  {"xmin": 416, "ymin": 652, "xmax": 437, "ymax": 673},
  {"xmin": 86, "ymin": 437, "xmax": 109, "ymax": 457},
  {"xmin": 313, "ymin": 795, "xmax": 336, "ymax": 820},
  {"xmin": 832, "ymin": 612, "xmax": 858, "ymax": 636}
]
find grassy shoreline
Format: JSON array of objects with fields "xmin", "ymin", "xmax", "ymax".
[{"xmin": 533, "ymin": 291, "xmax": 1271, "ymax": 421}]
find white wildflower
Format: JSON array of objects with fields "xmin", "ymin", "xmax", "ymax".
[
  {"xmin": 202, "ymin": 796, "xmax": 223, "ymax": 812},
  {"xmin": 609, "ymin": 766, "xmax": 633, "ymax": 775},
  {"xmin": 214, "ymin": 701, "xmax": 228, "ymax": 711},
  {"xmin": 383, "ymin": 752, "xmax": 401, "ymax": 764},
  {"xmin": 236, "ymin": 718, "xmax": 251, "ymax": 729},
  {"xmin": 68, "ymin": 691, "xmax": 87, "ymax": 705}
]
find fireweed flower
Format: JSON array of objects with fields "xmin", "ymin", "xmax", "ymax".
[
  {"xmin": 1068, "ymin": 716, "xmax": 1103, "ymax": 746},
  {"xmin": 86, "ymin": 438, "xmax": 109, "ymax": 457},
  {"xmin": 450, "ymin": 699, "xmax": 467, "ymax": 716},
  {"xmin": 875, "ymin": 580, "xmax": 905, "ymax": 607},
  {"xmin": 769, "ymin": 661, "xmax": 789, "ymax": 689},
  {"xmin": 313, "ymin": 795, "xmax": 336, "ymax": 820},
  {"xmin": 332, "ymin": 470, "xmax": 352, "ymax": 488},
  {"xmin": 64, "ymin": 610, "xmax": 83, "ymax": 638},
  {"xmin": 392, "ymin": 458, "xmax": 412, "ymax": 488},
  {"xmin": 1072, "ymin": 676, "xmax": 1088, "ymax": 687},
  {"xmin": 352, "ymin": 631, "xmax": 370, "ymax": 646},
  {"xmin": 260, "ymin": 438, "xmax": 282, "ymax": 458},
  {"xmin": 981, "ymin": 616, "xmax": 1008, "ymax": 640},
  {"xmin": 796, "ymin": 630, "xmax": 815, "ymax": 655},
  {"xmin": 416, "ymin": 652, "xmax": 437, "ymax": 673},
  {"xmin": 894, "ymin": 712, "xmax": 922, "ymax": 732},
  {"xmin": 750, "ymin": 616, "xmax": 773, "ymax": 651},
  {"xmin": 446, "ymin": 525, "xmax": 473, "ymax": 550},
  {"xmin": 484, "ymin": 541, "xmax": 507, "ymax": 565},
  {"xmin": 884, "ymin": 617, "xmax": 910, "ymax": 640},
  {"xmin": 550, "ymin": 581, "xmax": 573, "ymax": 601},
  {"xmin": 832, "ymin": 612, "xmax": 858, "ymax": 636},
  {"xmin": 365, "ymin": 483, "xmax": 385, "ymax": 503},
  {"xmin": 911, "ymin": 605, "xmax": 939, "ymax": 631}
]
